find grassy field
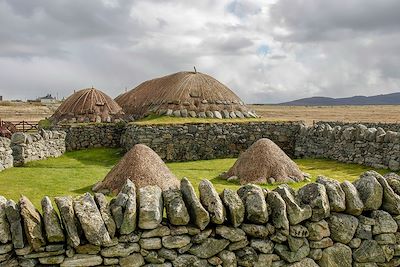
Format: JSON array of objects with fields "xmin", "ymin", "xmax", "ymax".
[
  {"xmin": 3, "ymin": 101, "xmax": 400, "ymax": 126},
  {"xmin": 0, "ymin": 148, "xmax": 392, "ymax": 207},
  {"xmin": 134, "ymin": 114, "xmax": 270, "ymax": 125}
]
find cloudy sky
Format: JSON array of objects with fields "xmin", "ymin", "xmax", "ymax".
[{"xmin": 0, "ymin": 0, "xmax": 399, "ymax": 103}]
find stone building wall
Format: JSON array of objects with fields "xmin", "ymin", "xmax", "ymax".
[
  {"xmin": 121, "ymin": 122, "xmax": 302, "ymax": 162},
  {"xmin": 0, "ymin": 171, "xmax": 400, "ymax": 266},
  {"xmin": 56, "ymin": 124, "xmax": 125, "ymax": 151},
  {"xmin": 295, "ymin": 123, "xmax": 400, "ymax": 171},
  {"xmin": 0, "ymin": 137, "xmax": 13, "ymax": 171},
  {"xmin": 11, "ymin": 129, "xmax": 66, "ymax": 166}
]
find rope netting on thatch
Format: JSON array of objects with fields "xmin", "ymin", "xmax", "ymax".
[
  {"xmin": 225, "ymin": 138, "xmax": 305, "ymax": 184},
  {"xmin": 50, "ymin": 88, "xmax": 124, "ymax": 124},
  {"xmin": 116, "ymin": 71, "xmax": 256, "ymax": 120}
]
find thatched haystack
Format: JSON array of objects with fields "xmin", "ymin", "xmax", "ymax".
[
  {"xmin": 116, "ymin": 71, "xmax": 257, "ymax": 120},
  {"xmin": 93, "ymin": 144, "xmax": 180, "ymax": 194},
  {"xmin": 225, "ymin": 138, "xmax": 304, "ymax": 184},
  {"xmin": 50, "ymin": 88, "xmax": 124, "ymax": 124}
]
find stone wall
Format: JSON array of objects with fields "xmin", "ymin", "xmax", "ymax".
[
  {"xmin": 57, "ymin": 124, "xmax": 125, "ymax": 151},
  {"xmin": 0, "ymin": 137, "xmax": 12, "ymax": 171},
  {"xmin": 317, "ymin": 121, "xmax": 400, "ymax": 132},
  {"xmin": 295, "ymin": 123, "xmax": 400, "ymax": 171},
  {"xmin": 1, "ymin": 171, "xmax": 400, "ymax": 266},
  {"xmin": 121, "ymin": 122, "xmax": 302, "ymax": 162},
  {"xmin": 56, "ymin": 121, "xmax": 400, "ymax": 171},
  {"xmin": 11, "ymin": 129, "xmax": 66, "ymax": 166}
]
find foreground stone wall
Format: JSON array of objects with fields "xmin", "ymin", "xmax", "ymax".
[
  {"xmin": 11, "ymin": 129, "xmax": 66, "ymax": 166},
  {"xmin": 295, "ymin": 123, "xmax": 400, "ymax": 171},
  {"xmin": 1, "ymin": 171, "xmax": 400, "ymax": 266},
  {"xmin": 121, "ymin": 122, "xmax": 302, "ymax": 161},
  {"xmin": 0, "ymin": 137, "xmax": 12, "ymax": 171},
  {"xmin": 57, "ymin": 124, "xmax": 125, "ymax": 151}
]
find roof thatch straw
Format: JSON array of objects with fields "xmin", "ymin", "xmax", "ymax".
[
  {"xmin": 116, "ymin": 71, "xmax": 257, "ymax": 120},
  {"xmin": 93, "ymin": 144, "xmax": 180, "ymax": 194},
  {"xmin": 50, "ymin": 88, "xmax": 124, "ymax": 124},
  {"xmin": 225, "ymin": 138, "xmax": 304, "ymax": 184},
  {"xmin": 114, "ymin": 90, "xmax": 128, "ymax": 104}
]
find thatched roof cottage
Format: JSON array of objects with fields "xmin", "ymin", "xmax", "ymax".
[
  {"xmin": 116, "ymin": 71, "xmax": 257, "ymax": 120},
  {"xmin": 50, "ymin": 88, "xmax": 124, "ymax": 124}
]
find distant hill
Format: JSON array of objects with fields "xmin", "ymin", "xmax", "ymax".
[{"xmin": 279, "ymin": 92, "xmax": 400, "ymax": 105}]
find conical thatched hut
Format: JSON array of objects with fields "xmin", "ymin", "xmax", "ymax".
[
  {"xmin": 50, "ymin": 88, "xmax": 124, "ymax": 124},
  {"xmin": 116, "ymin": 71, "xmax": 257, "ymax": 120}
]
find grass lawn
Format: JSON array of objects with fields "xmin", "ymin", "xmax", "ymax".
[
  {"xmin": 0, "ymin": 148, "xmax": 393, "ymax": 207},
  {"xmin": 133, "ymin": 114, "xmax": 281, "ymax": 125}
]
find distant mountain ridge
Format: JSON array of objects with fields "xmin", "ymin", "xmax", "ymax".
[{"xmin": 279, "ymin": 92, "xmax": 400, "ymax": 105}]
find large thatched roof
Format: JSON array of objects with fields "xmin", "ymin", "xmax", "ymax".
[
  {"xmin": 116, "ymin": 71, "xmax": 257, "ymax": 120},
  {"xmin": 50, "ymin": 88, "xmax": 124, "ymax": 124},
  {"xmin": 114, "ymin": 90, "xmax": 128, "ymax": 104}
]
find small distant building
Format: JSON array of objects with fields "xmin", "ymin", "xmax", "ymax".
[
  {"xmin": 0, "ymin": 96, "xmax": 3, "ymax": 101},
  {"xmin": 37, "ymin": 94, "xmax": 57, "ymax": 104}
]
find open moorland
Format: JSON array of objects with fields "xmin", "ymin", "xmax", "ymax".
[
  {"xmin": 250, "ymin": 104, "xmax": 400, "ymax": 125},
  {"xmin": 2, "ymin": 101, "xmax": 400, "ymax": 125},
  {"xmin": 0, "ymin": 147, "xmax": 392, "ymax": 208},
  {"xmin": 0, "ymin": 101, "xmax": 58, "ymax": 121}
]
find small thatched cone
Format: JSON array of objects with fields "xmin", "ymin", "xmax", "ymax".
[
  {"xmin": 93, "ymin": 144, "xmax": 180, "ymax": 194},
  {"xmin": 226, "ymin": 138, "xmax": 304, "ymax": 184}
]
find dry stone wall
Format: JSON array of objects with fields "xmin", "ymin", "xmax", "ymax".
[
  {"xmin": 11, "ymin": 129, "xmax": 66, "ymax": 166},
  {"xmin": 121, "ymin": 122, "xmax": 302, "ymax": 162},
  {"xmin": 317, "ymin": 121, "xmax": 400, "ymax": 133},
  {"xmin": 295, "ymin": 123, "xmax": 400, "ymax": 171},
  {"xmin": 0, "ymin": 137, "xmax": 12, "ymax": 171},
  {"xmin": 56, "ymin": 124, "xmax": 125, "ymax": 151},
  {"xmin": 54, "ymin": 121, "xmax": 400, "ymax": 171},
  {"xmin": 1, "ymin": 171, "xmax": 400, "ymax": 266}
]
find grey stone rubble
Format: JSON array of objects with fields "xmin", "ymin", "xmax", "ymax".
[
  {"xmin": 1, "ymin": 172, "xmax": 400, "ymax": 266},
  {"xmin": 10, "ymin": 129, "xmax": 66, "ymax": 166}
]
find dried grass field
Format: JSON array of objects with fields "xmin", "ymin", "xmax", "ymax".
[
  {"xmin": 250, "ymin": 104, "xmax": 400, "ymax": 125},
  {"xmin": 0, "ymin": 101, "xmax": 58, "ymax": 121},
  {"xmin": 1, "ymin": 101, "xmax": 400, "ymax": 125}
]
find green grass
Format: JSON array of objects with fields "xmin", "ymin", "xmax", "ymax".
[
  {"xmin": 0, "ymin": 148, "xmax": 394, "ymax": 207},
  {"xmin": 0, "ymin": 148, "xmax": 122, "ymax": 207},
  {"xmin": 133, "ymin": 114, "xmax": 279, "ymax": 125},
  {"xmin": 170, "ymin": 157, "xmax": 394, "ymax": 192}
]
